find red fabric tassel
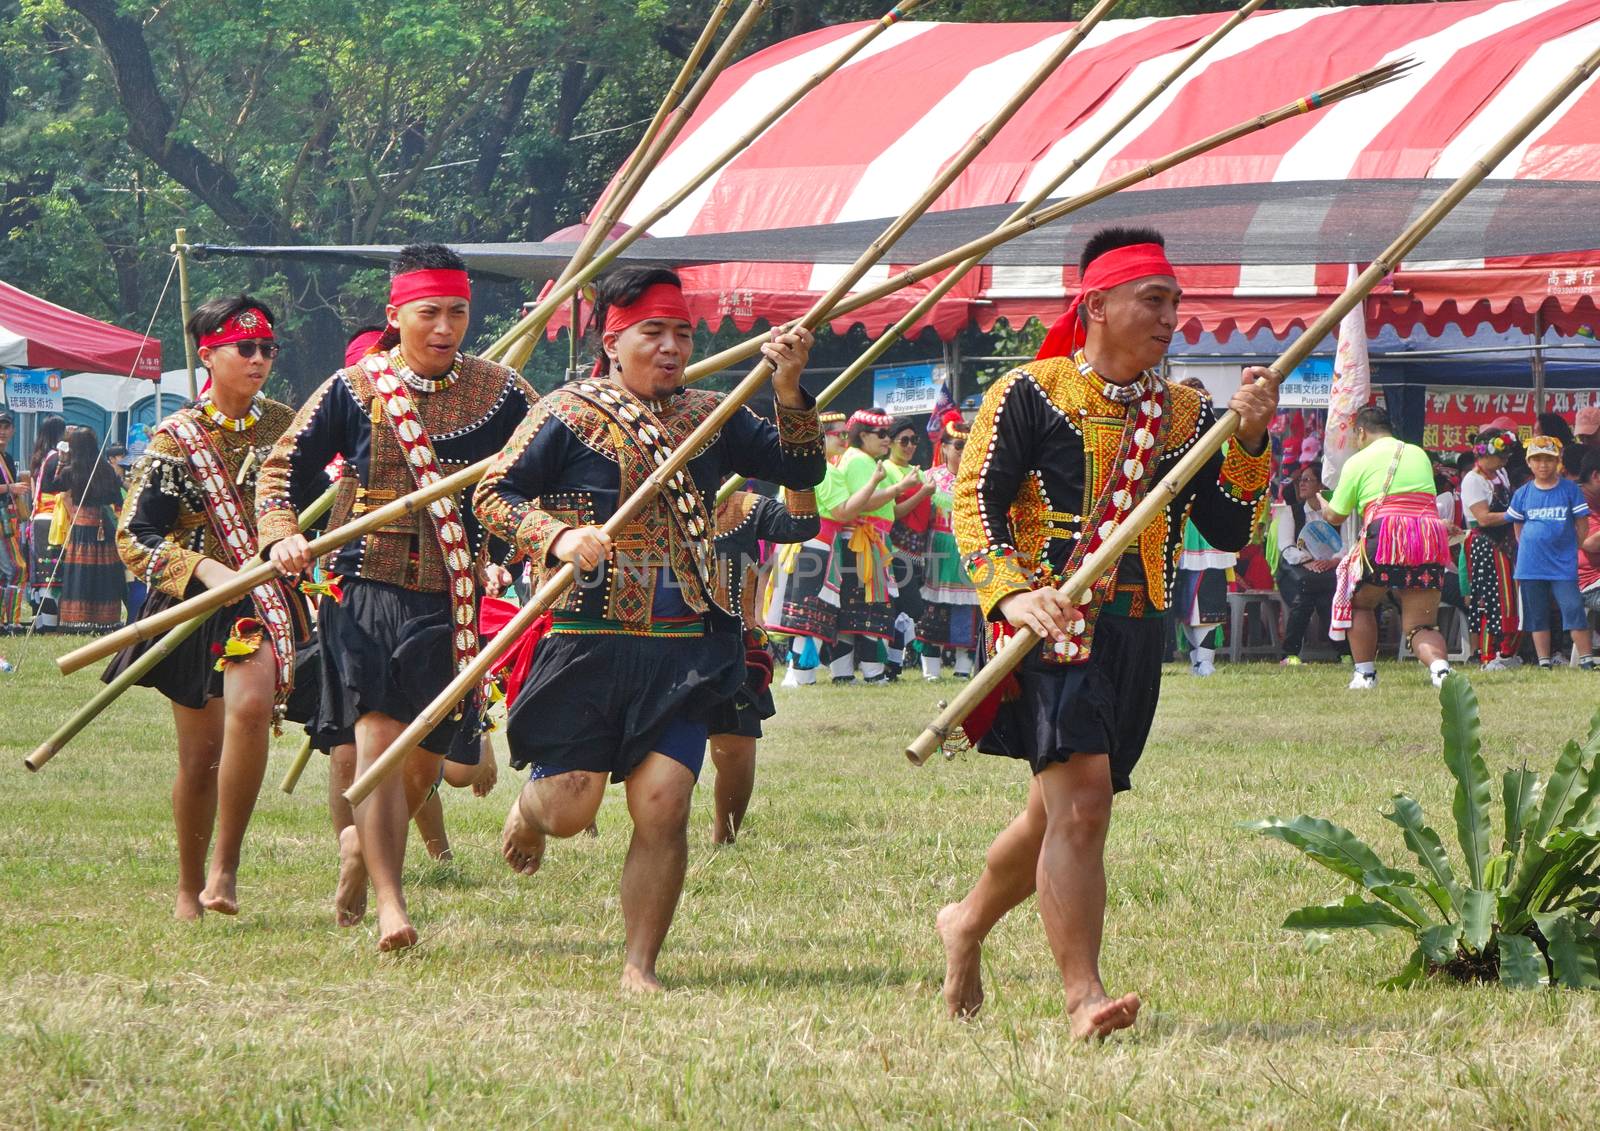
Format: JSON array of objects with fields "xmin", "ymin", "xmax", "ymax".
[{"xmin": 479, "ymin": 597, "xmax": 551, "ymax": 707}]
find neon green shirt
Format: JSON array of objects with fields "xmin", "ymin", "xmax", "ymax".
[
  {"xmin": 837, "ymin": 448, "xmax": 894, "ymax": 522},
  {"xmin": 1328, "ymin": 436, "xmax": 1436, "ymax": 518}
]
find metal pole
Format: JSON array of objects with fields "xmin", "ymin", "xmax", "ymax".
[
  {"xmin": 173, "ymin": 227, "xmax": 197, "ymax": 416},
  {"xmin": 1531, "ymin": 309, "xmax": 1548, "ymax": 415}
]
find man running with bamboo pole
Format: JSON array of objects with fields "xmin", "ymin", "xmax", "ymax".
[
  {"xmin": 936, "ymin": 227, "xmax": 1278, "ymax": 1038},
  {"xmin": 257, "ymin": 245, "xmax": 535, "ymax": 951},
  {"xmin": 474, "ymin": 267, "xmax": 822, "ymax": 992}
]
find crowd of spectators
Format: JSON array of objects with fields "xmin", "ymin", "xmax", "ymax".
[
  {"xmin": 0, "ymin": 411, "xmax": 135, "ymax": 634},
  {"xmin": 1254, "ymin": 405, "xmax": 1600, "ymax": 671}
]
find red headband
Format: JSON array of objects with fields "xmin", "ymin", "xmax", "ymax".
[
  {"xmin": 604, "ymin": 282, "xmax": 693, "ymax": 336},
  {"xmin": 344, "ymin": 330, "xmax": 385, "ymax": 367},
  {"xmin": 1035, "ymin": 243, "xmax": 1177, "ymax": 360},
  {"xmin": 389, "ymin": 268, "xmax": 471, "ymax": 308},
  {"xmin": 198, "ymin": 308, "xmax": 274, "ymax": 349}
]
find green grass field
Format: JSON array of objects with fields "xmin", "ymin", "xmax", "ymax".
[{"xmin": 2, "ymin": 636, "xmax": 1598, "ymax": 1129}]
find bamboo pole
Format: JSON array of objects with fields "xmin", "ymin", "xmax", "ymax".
[
  {"xmin": 279, "ymin": 734, "xmax": 316, "ymax": 794},
  {"xmin": 713, "ymin": 0, "xmax": 1267, "ymax": 503},
  {"xmin": 345, "ymin": 0, "xmax": 1123, "ymax": 809},
  {"xmin": 27, "ymin": 482, "xmax": 340, "ymax": 770},
  {"xmin": 481, "ymin": 0, "xmax": 934, "ymax": 363},
  {"xmin": 173, "ymin": 227, "xmax": 198, "ymax": 401},
  {"xmin": 682, "ymin": 61, "xmax": 1416, "ymax": 391},
  {"xmin": 905, "ymin": 41, "xmax": 1600, "ymax": 766},
  {"xmin": 53, "ymin": 455, "xmax": 456, "ymax": 675},
  {"xmin": 77, "ymin": 62, "xmax": 1408, "ymax": 681},
  {"xmin": 536, "ymin": 0, "xmax": 747, "ymax": 300},
  {"xmin": 716, "ymin": 48, "xmax": 1401, "ymax": 499}
]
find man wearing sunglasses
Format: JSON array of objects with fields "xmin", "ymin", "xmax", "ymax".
[{"xmin": 259, "ymin": 244, "xmax": 536, "ymax": 951}]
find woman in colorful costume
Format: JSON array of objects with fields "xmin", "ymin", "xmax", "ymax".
[
  {"xmin": 821, "ymin": 408, "xmax": 902, "ymax": 683},
  {"xmin": 0, "ymin": 411, "xmax": 30, "ymax": 625},
  {"xmin": 763, "ymin": 412, "xmax": 858, "ymax": 685},
  {"xmin": 937, "ymin": 227, "xmax": 1275, "ymax": 1040},
  {"xmin": 105, "ymin": 294, "xmax": 306, "ymax": 921},
  {"xmin": 475, "ymin": 266, "xmax": 823, "ymax": 991},
  {"xmin": 916, "ymin": 415, "xmax": 981, "ymax": 679},
  {"xmin": 706, "ymin": 485, "xmax": 819, "ymax": 842},
  {"xmin": 1321, "ymin": 406, "xmax": 1455, "ymax": 690},
  {"xmin": 261, "ymin": 244, "xmax": 534, "ymax": 951},
  {"xmin": 56, "ymin": 426, "xmax": 126, "ymax": 630},
  {"xmin": 1460, "ymin": 427, "xmax": 1521, "ymax": 668},
  {"xmin": 27, "ymin": 414, "xmax": 66, "ymax": 629}
]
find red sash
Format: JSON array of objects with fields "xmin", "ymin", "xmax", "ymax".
[
  {"xmin": 161, "ymin": 412, "xmax": 297, "ymax": 705},
  {"xmin": 358, "ymin": 354, "xmax": 480, "ymax": 685}
]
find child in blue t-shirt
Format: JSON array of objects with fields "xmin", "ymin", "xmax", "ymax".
[{"xmin": 1508, "ymin": 436, "xmax": 1594, "ymax": 669}]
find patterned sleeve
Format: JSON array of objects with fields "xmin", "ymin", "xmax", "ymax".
[
  {"xmin": 750, "ymin": 490, "xmax": 822, "ymax": 545},
  {"xmin": 1184, "ymin": 399, "xmax": 1273, "ymax": 553},
  {"xmin": 953, "ymin": 369, "xmax": 1039, "ymax": 618},
  {"xmin": 117, "ymin": 439, "xmax": 204, "ymax": 599},
  {"xmin": 256, "ymin": 374, "xmax": 354, "ymax": 549},
  {"xmin": 472, "ymin": 397, "xmax": 574, "ymax": 566},
  {"xmin": 719, "ymin": 393, "xmax": 826, "ymax": 490}
]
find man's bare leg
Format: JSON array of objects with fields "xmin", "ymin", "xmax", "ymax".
[
  {"xmin": 327, "ymin": 743, "xmax": 367, "ymax": 927},
  {"xmin": 501, "ymin": 769, "xmax": 607, "ymax": 875},
  {"xmin": 708, "ymin": 734, "xmax": 757, "ymax": 844},
  {"xmin": 170, "ymin": 700, "xmax": 224, "ymax": 921},
  {"xmin": 413, "ymin": 788, "xmax": 450, "ymax": 860},
  {"xmin": 1036, "ymin": 757, "xmax": 1139, "ymax": 1040},
  {"xmin": 1398, "ymin": 590, "xmax": 1447, "ymax": 667},
  {"xmin": 619, "ymin": 752, "xmax": 695, "ymax": 993},
  {"xmin": 352, "ymin": 712, "xmax": 435, "ymax": 951},
  {"xmin": 937, "ymin": 776, "xmax": 1046, "ymax": 1018},
  {"xmin": 202, "ymin": 648, "xmax": 276, "ymax": 915}
]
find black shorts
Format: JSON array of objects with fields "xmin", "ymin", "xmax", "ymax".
[
  {"xmin": 102, "ymin": 590, "xmax": 252, "ymax": 710},
  {"xmin": 706, "ymin": 660, "xmax": 777, "ymax": 739},
  {"xmin": 505, "ymin": 627, "xmax": 743, "ymax": 782},
  {"xmin": 316, "ymin": 578, "xmax": 480, "ymax": 763},
  {"xmin": 978, "ymin": 612, "xmax": 1164, "ymax": 793}
]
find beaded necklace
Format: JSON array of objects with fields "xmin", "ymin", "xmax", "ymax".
[
  {"xmin": 390, "ymin": 347, "xmax": 462, "ymax": 394},
  {"xmin": 1075, "ymin": 350, "xmax": 1155, "ymax": 405},
  {"xmin": 200, "ymin": 394, "xmax": 263, "ymax": 432}
]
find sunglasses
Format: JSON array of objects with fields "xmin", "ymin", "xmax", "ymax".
[
  {"xmin": 825, "ymin": 429, "xmax": 848, "ymax": 439},
  {"xmin": 223, "ymin": 340, "xmax": 280, "ymax": 359},
  {"xmin": 894, "ymin": 435, "xmax": 918, "ymax": 445},
  {"xmin": 862, "ymin": 428, "xmax": 890, "ymax": 438}
]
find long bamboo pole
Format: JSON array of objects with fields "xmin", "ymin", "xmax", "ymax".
[
  {"xmin": 682, "ymin": 59, "xmax": 1415, "ymax": 392},
  {"xmin": 345, "ymin": 0, "xmax": 1124, "ymax": 808},
  {"xmin": 54, "ymin": 459, "xmax": 473, "ymax": 674},
  {"xmin": 904, "ymin": 42, "xmax": 1600, "ymax": 766},
  {"xmin": 279, "ymin": 734, "xmax": 316, "ymax": 794},
  {"xmin": 537, "ymin": 0, "xmax": 749, "ymax": 300},
  {"xmin": 27, "ymin": 482, "xmax": 341, "ymax": 770},
  {"xmin": 173, "ymin": 227, "xmax": 198, "ymax": 401},
  {"xmin": 481, "ymin": 0, "xmax": 934, "ymax": 363},
  {"xmin": 714, "ymin": 0, "xmax": 1267, "ymax": 503},
  {"xmin": 67, "ymin": 62, "xmax": 1408, "ymax": 679}
]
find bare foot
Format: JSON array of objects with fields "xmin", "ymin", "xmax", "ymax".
[
  {"xmin": 335, "ymin": 826, "xmax": 368, "ymax": 927},
  {"xmin": 1068, "ymin": 992, "xmax": 1141, "ymax": 1041},
  {"xmin": 376, "ymin": 902, "xmax": 418, "ymax": 952},
  {"xmin": 501, "ymin": 795, "xmax": 545, "ymax": 876},
  {"xmin": 620, "ymin": 964, "xmax": 664, "ymax": 994},
  {"xmin": 175, "ymin": 891, "xmax": 204, "ymax": 921},
  {"xmin": 200, "ymin": 873, "xmax": 238, "ymax": 916},
  {"xmin": 937, "ymin": 902, "xmax": 984, "ymax": 1019}
]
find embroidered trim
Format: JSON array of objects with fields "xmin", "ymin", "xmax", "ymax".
[
  {"xmin": 161, "ymin": 414, "xmax": 297, "ymax": 707},
  {"xmin": 361, "ymin": 352, "xmax": 480, "ymax": 684}
]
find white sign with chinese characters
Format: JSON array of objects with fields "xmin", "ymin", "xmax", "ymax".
[
  {"xmin": 871, "ymin": 361, "xmax": 949, "ymax": 416},
  {"xmin": 2, "ymin": 368, "xmax": 64, "ymax": 413}
]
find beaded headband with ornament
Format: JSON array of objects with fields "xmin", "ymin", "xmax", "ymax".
[
  {"xmin": 199, "ymin": 307, "xmax": 274, "ymax": 349},
  {"xmin": 943, "ymin": 418, "xmax": 970, "ymax": 442},
  {"xmin": 849, "ymin": 409, "xmax": 893, "ymax": 430},
  {"xmin": 818, "ymin": 411, "xmax": 847, "ymax": 426}
]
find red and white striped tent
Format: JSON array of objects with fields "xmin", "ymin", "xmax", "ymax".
[{"xmin": 591, "ymin": 0, "xmax": 1600, "ymax": 343}]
